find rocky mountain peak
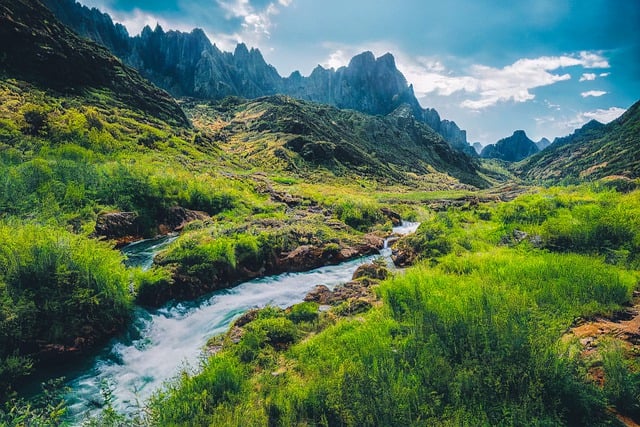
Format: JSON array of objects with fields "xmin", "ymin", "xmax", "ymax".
[
  {"xmin": 480, "ymin": 129, "xmax": 539, "ymax": 162},
  {"xmin": 348, "ymin": 51, "xmax": 376, "ymax": 69}
]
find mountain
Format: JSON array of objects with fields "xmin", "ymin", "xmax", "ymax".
[
  {"xmin": 42, "ymin": 0, "xmax": 471, "ymax": 151},
  {"xmin": 480, "ymin": 130, "xmax": 539, "ymax": 162},
  {"xmin": 183, "ymin": 96, "xmax": 487, "ymax": 188},
  {"xmin": 472, "ymin": 142, "xmax": 483, "ymax": 154},
  {"xmin": 536, "ymin": 137, "xmax": 552, "ymax": 151},
  {"xmin": 517, "ymin": 102, "xmax": 640, "ymax": 180},
  {"xmin": 0, "ymin": 0, "xmax": 188, "ymax": 127}
]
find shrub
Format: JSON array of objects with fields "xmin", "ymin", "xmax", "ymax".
[{"xmin": 287, "ymin": 302, "xmax": 319, "ymax": 324}]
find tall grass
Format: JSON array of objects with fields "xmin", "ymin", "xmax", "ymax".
[{"xmin": 0, "ymin": 223, "xmax": 131, "ymax": 397}]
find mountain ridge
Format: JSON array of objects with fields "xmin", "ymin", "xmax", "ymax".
[
  {"xmin": 0, "ymin": 0, "xmax": 188, "ymax": 127},
  {"xmin": 42, "ymin": 0, "xmax": 473, "ymax": 153}
]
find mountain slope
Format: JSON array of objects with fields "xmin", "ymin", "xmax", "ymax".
[
  {"xmin": 517, "ymin": 101, "xmax": 640, "ymax": 180},
  {"xmin": 480, "ymin": 130, "xmax": 539, "ymax": 162},
  {"xmin": 0, "ymin": 0, "xmax": 188, "ymax": 126},
  {"xmin": 42, "ymin": 0, "xmax": 470, "ymax": 150},
  {"xmin": 536, "ymin": 137, "xmax": 551, "ymax": 151},
  {"xmin": 184, "ymin": 96, "xmax": 487, "ymax": 188}
]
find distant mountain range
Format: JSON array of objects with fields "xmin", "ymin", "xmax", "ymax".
[{"xmin": 42, "ymin": 0, "xmax": 474, "ymax": 155}]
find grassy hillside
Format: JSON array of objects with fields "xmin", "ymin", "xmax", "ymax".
[
  {"xmin": 183, "ymin": 96, "xmax": 488, "ymax": 188},
  {"xmin": 517, "ymin": 100, "xmax": 640, "ymax": 182}
]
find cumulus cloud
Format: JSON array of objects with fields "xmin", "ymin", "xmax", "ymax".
[
  {"xmin": 600, "ymin": 72, "xmax": 611, "ymax": 78},
  {"xmin": 579, "ymin": 73, "xmax": 596, "ymax": 82},
  {"xmin": 217, "ymin": 0, "xmax": 287, "ymax": 37},
  {"xmin": 402, "ymin": 51, "xmax": 610, "ymax": 110},
  {"xmin": 581, "ymin": 90, "xmax": 607, "ymax": 98}
]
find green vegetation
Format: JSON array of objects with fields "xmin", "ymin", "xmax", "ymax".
[
  {"xmin": 0, "ymin": 223, "xmax": 131, "ymax": 399},
  {"xmin": 2, "ymin": 6, "xmax": 638, "ymax": 422},
  {"xmin": 139, "ymin": 186, "xmax": 640, "ymax": 426}
]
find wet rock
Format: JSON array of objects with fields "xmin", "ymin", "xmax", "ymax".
[
  {"xmin": 363, "ymin": 233, "xmax": 385, "ymax": 250},
  {"xmin": 93, "ymin": 211, "xmax": 141, "ymax": 245},
  {"xmin": 160, "ymin": 206, "xmax": 210, "ymax": 232},
  {"xmin": 233, "ymin": 309, "xmax": 260, "ymax": 327},
  {"xmin": 380, "ymin": 207, "xmax": 402, "ymax": 225},
  {"xmin": 304, "ymin": 285, "xmax": 333, "ymax": 304},
  {"xmin": 352, "ymin": 262, "xmax": 389, "ymax": 281}
]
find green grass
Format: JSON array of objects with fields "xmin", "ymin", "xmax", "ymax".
[
  {"xmin": 0, "ymin": 223, "xmax": 131, "ymax": 398},
  {"xmin": 141, "ymin": 185, "xmax": 640, "ymax": 426}
]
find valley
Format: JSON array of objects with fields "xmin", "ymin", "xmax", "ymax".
[{"xmin": 0, "ymin": 1, "xmax": 639, "ymax": 426}]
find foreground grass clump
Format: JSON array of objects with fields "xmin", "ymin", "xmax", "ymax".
[
  {"xmin": 0, "ymin": 222, "xmax": 131, "ymax": 398},
  {"xmin": 144, "ymin": 245, "xmax": 637, "ymax": 426}
]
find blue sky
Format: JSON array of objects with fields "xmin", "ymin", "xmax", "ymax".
[{"xmin": 80, "ymin": 0, "xmax": 640, "ymax": 144}]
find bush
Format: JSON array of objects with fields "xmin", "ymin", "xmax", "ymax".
[{"xmin": 287, "ymin": 302, "xmax": 319, "ymax": 324}]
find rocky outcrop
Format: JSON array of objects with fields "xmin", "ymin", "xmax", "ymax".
[
  {"xmin": 93, "ymin": 212, "xmax": 141, "ymax": 245},
  {"xmin": 93, "ymin": 207, "xmax": 209, "ymax": 246},
  {"xmin": 304, "ymin": 261, "xmax": 389, "ymax": 308},
  {"xmin": 275, "ymin": 239, "xmax": 381, "ymax": 273},
  {"xmin": 481, "ymin": 130, "xmax": 539, "ymax": 162},
  {"xmin": 159, "ymin": 206, "xmax": 209, "ymax": 233}
]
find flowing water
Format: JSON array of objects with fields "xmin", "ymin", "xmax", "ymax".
[{"xmin": 64, "ymin": 222, "xmax": 420, "ymax": 422}]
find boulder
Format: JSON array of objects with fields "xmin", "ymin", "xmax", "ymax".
[
  {"xmin": 160, "ymin": 206, "xmax": 209, "ymax": 232},
  {"xmin": 93, "ymin": 211, "xmax": 141, "ymax": 245}
]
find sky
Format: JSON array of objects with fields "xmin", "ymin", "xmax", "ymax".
[{"xmin": 79, "ymin": 0, "xmax": 640, "ymax": 145}]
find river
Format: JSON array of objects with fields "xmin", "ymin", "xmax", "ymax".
[{"xmin": 64, "ymin": 222, "xmax": 420, "ymax": 422}]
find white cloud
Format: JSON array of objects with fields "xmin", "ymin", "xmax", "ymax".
[
  {"xmin": 323, "ymin": 49, "xmax": 351, "ymax": 70},
  {"xmin": 579, "ymin": 73, "xmax": 596, "ymax": 82},
  {"xmin": 600, "ymin": 72, "xmax": 611, "ymax": 78},
  {"xmin": 578, "ymin": 51, "xmax": 610, "ymax": 68},
  {"xmin": 409, "ymin": 52, "xmax": 611, "ymax": 109},
  {"xmin": 216, "ymin": 0, "xmax": 286, "ymax": 37},
  {"xmin": 581, "ymin": 90, "xmax": 607, "ymax": 98},
  {"xmin": 565, "ymin": 107, "xmax": 626, "ymax": 129},
  {"xmin": 535, "ymin": 107, "xmax": 625, "ymax": 139},
  {"xmin": 581, "ymin": 107, "xmax": 626, "ymax": 123}
]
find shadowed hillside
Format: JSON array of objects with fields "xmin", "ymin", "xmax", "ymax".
[{"xmin": 0, "ymin": 0, "xmax": 188, "ymax": 126}]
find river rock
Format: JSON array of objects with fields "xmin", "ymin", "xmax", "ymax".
[
  {"xmin": 380, "ymin": 207, "xmax": 402, "ymax": 225},
  {"xmin": 303, "ymin": 262, "xmax": 389, "ymax": 307},
  {"xmin": 93, "ymin": 211, "xmax": 141, "ymax": 245},
  {"xmin": 304, "ymin": 285, "xmax": 333, "ymax": 304},
  {"xmin": 352, "ymin": 262, "xmax": 389, "ymax": 281},
  {"xmin": 277, "ymin": 241, "xmax": 379, "ymax": 272},
  {"xmin": 159, "ymin": 206, "xmax": 210, "ymax": 233}
]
